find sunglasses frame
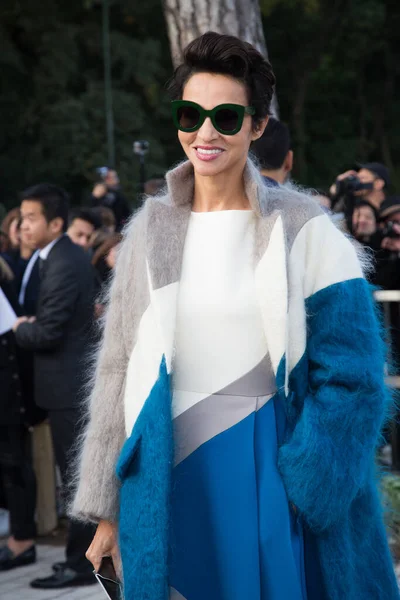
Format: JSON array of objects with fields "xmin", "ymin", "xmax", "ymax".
[{"xmin": 171, "ymin": 100, "xmax": 256, "ymax": 135}]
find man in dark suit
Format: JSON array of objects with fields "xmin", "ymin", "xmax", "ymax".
[{"xmin": 13, "ymin": 184, "xmax": 96, "ymax": 589}]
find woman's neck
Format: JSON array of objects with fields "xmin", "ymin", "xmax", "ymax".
[{"xmin": 191, "ymin": 169, "xmax": 250, "ymax": 212}]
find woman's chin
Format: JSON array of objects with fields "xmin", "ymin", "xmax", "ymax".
[{"xmin": 190, "ymin": 154, "xmax": 230, "ymax": 177}]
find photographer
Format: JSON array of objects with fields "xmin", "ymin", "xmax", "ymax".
[
  {"xmin": 372, "ymin": 197, "xmax": 400, "ymax": 290},
  {"xmin": 330, "ymin": 162, "xmax": 390, "ymax": 233},
  {"xmin": 90, "ymin": 168, "xmax": 131, "ymax": 231}
]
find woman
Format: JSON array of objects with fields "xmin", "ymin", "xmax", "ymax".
[
  {"xmin": 1, "ymin": 208, "xmax": 20, "ymax": 251},
  {"xmin": 72, "ymin": 33, "xmax": 399, "ymax": 600},
  {"xmin": 1, "ymin": 208, "xmax": 35, "ymax": 293},
  {"xmin": 91, "ymin": 233, "xmax": 122, "ymax": 320},
  {"xmin": 91, "ymin": 233, "xmax": 123, "ymax": 289}
]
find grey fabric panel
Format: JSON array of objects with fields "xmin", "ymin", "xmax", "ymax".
[
  {"xmin": 170, "ymin": 587, "xmax": 187, "ymax": 600},
  {"xmin": 122, "ymin": 209, "xmax": 151, "ymax": 354},
  {"xmin": 145, "ymin": 198, "xmax": 191, "ymax": 291},
  {"xmin": 174, "ymin": 391, "xmax": 274, "ymax": 467},
  {"xmin": 258, "ymin": 182, "xmax": 323, "ymax": 252},
  {"xmin": 173, "ymin": 355, "xmax": 277, "ymax": 466},
  {"xmin": 165, "ymin": 160, "xmax": 195, "ymax": 207},
  {"xmin": 216, "ymin": 354, "xmax": 275, "ymax": 397}
]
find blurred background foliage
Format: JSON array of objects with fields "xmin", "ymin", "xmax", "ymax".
[{"xmin": 0, "ymin": 0, "xmax": 398, "ymax": 209}]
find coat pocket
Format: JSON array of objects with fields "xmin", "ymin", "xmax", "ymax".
[{"xmin": 116, "ymin": 429, "xmax": 142, "ymax": 482}]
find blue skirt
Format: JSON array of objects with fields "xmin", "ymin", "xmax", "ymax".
[{"xmin": 169, "ymin": 391, "xmax": 309, "ymax": 600}]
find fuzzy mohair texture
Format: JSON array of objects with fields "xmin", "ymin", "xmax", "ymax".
[
  {"xmin": 278, "ymin": 277, "xmax": 399, "ymax": 599},
  {"xmin": 70, "ymin": 158, "xmax": 399, "ymax": 600},
  {"xmin": 116, "ymin": 357, "xmax": 173, "ymax": 600}
]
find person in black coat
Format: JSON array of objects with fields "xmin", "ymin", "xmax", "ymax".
[
  {"xmin": 0, "ymin": 258, "xmax": 38, "ymax": 571},
  {"xmin": 13, "ymin": 184, "xmax": 96, "ymax": 589},
  {"xmin": 90, "ymin": 168, "xmax": 131, "ymax": 231}
]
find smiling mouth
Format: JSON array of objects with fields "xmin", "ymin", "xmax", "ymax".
[{"xmin": 195, "ymin": 147, "xmax": 224, "ymax": 156}]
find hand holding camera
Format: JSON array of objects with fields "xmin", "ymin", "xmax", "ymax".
[{"xmin": 329, "ymin": 170, "xmax": 358, "ymax": 197}]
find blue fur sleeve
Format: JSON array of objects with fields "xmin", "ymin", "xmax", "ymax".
[{"xmin": 278, "ymin": 277, "xmax": 390, "ymax": 532}]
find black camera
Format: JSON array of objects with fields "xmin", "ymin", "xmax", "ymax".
[
  {"xmin": 336, "ymin": 175, "xmax": 374, "ymax": 196},
  {"xmin": 133, "ymin": 141, "xmax": 149, "ymax": 157},
  {"xmin": 381, "ymin": 221, "xmax": 400, "ymax": 240}
]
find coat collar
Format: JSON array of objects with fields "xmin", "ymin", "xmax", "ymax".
[{"xmin": 165, "ymin": 159, "xmax": 265, "ymax": 217}]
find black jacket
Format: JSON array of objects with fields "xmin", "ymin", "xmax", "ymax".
[
  {"xmin": 0, "ymin": 278, "xmax": 24, "ymax": 426},
  {"xmin": 15, "ymin": 236, "xmax": 95, "ymax": 410}
]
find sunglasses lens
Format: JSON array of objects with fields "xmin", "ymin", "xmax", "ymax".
[
  {"xmin": 177, "ymin": 106, "xmax": 201, "ymax": 130},
  {"xmin": 214, "ymin": 108, "xmax": 239, "ymax": 132}
]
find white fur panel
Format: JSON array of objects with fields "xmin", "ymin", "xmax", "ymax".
[
  {"xmin": 149, "ymin": 280, "xmax": 180, "ymax": 373},
  {"xmin": 286, "ymin": 214, "xmax": 363, "ymax": 377},
  {"xmin": 290, "ymin": 214, "xmax": 363, "ymax": 300},
  {"xmin": 287, "ymin": 269, "xmax": 307, "ymax": 377},
  {"xmin": 123, "ymin": 281, "xmax": 179, "ymax": 435},
  {"xmin": 123, "ymin": 301, "xmax": 163, "ymax": 436},
  {"xmin": 255, "ymin": 215, "xmax": 287, "ymax": 375}
]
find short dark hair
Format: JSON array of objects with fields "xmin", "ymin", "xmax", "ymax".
[
  {"xmin": 69, "ymin": 208, "xmax": 102, "ymax": 230},
  {"xmin": 251, "ymin": 118, "xmax": 291, "ymax": 169},
  {"xmin": 168, "ymin": 32, "xmax": 276, "ymax": 124},
  {"xmin": 20, "ymin": 184, "xmax": 70, "ymax": 232}
]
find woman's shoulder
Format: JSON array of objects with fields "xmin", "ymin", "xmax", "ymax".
[
  {"xmin": 261, "ymin": 182, "xmax": 323, "ymax": 220},
  {"xmin": 259, "ymin": 182, "xmax": 329, "ymax": 249}
]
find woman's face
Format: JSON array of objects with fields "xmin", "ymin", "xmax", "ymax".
[{"xmin": 178, "ymin": 73, "xmax": 267, "ymax": 178}]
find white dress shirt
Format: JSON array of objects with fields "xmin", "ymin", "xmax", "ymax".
[
  {"xmin": 19, "ymin": 250, "xmax": 39, "ymax": 306},
  {"xmin": 39, "ymin": 235, "xmax": 63, "ymax": 260},
  {"xmin": 19, "ymin": 235, "xmax": 63, "ymax": 306}
]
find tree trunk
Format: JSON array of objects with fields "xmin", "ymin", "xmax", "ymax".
[{"xmin": 162, "ymin": 0, "xmax": 278, "ymax": 116}]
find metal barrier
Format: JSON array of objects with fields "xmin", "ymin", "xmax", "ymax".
[{"xmin": 374, "ymin": 290, "xmax": 400, "ymax": 470}]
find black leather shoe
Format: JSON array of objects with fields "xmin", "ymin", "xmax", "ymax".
[
  {"xmin": 52, "ymin": 561, "xmax": 66, "ymax": 572},
  {"xmin": 30, "ymin": 565, "xmax": 96, "ymax": 589},
  {"xmin": 0, "ymin": 545, "xmax": 36, "ymax": 571}
]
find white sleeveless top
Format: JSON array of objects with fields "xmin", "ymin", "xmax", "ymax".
[{"xmin": 172, "ymin": 210, "xmax": 269, "ymax": 419}]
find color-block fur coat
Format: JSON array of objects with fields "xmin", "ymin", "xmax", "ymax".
[{"xmin": 72, "ymin": 159, "xmax": 399, "ymax": 600}]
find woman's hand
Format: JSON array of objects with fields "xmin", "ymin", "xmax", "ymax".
[{"xmin": 86, "ymin": 519, "xmax": 121, "ymax": 578}]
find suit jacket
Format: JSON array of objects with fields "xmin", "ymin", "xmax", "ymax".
[
  {"xmin": 72, "ymin": 160, "xmax": 398, "ymax": 600},
  {"xmin": 16, "ymin": 235, "xmax": 95, "ymax": 410},
  {"xmin": 22, "ymin": 255, "xmax": 41, "ymax": 316}
]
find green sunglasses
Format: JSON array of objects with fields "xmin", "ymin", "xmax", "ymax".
[{"xmin": 171, "ymin": 100, "xmax": 256, "ymax": 135}]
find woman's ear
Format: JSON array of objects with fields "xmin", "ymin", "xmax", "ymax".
[{"xmin": 251, "ymin": 116, "xmax": 269, "ymax": 141}]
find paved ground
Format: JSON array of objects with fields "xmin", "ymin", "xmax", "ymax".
[
  {"xmin": 2, "ymin": 541, "xmax": 400, "ymax": 599},
  {"xmin": 1, "ymin": 544, "xmax": 102, "ymax": 600}
]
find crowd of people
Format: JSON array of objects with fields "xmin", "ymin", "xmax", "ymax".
[
  {"xmin": 0, "ymin": 97, "xmax": 399, "ymax": 595},
  {"xmin": 0, "ymin": 177, "xmax": 126, "ymax": 588},
  {"xmin": 252, "ymin": 118, "xmax": 400, "ymax": 293}
]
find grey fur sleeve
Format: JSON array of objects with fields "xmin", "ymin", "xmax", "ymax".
[{"xmin": 69, "ymin": 219, "xmax": 136, "ymax": 524}]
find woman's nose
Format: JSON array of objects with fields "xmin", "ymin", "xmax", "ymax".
[{"xmin": 197, "ymin": 117, "xmax": 219, "ymax": 141}]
